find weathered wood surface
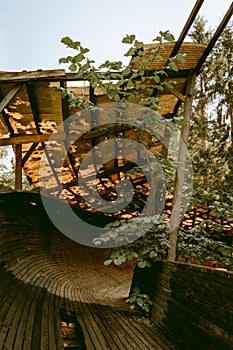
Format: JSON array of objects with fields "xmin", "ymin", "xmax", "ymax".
[
  {"xmin": 0, "ymin": 84, "xmax": 23, "ymax": 112},
  {"xmin": 15, "ymin": 144, "xmax": 22, "ymax": 190},
  {"xmin": 0, "ymin": 69, "xmax": 66, "ymax": 83},
  {"xmin": 167, "ymin": 73, "xmax": 196, "ymax": 261},
  {"xmin": 0, "ymin": 191, "xmax": 175, "ymax": 350},
  {"xmin": 131, "ymin": 261, "xmax": 233, "ymax": 349},
  {"xmin": 0, "ymin": 132, "xmax": 66, "ymax": 146}
]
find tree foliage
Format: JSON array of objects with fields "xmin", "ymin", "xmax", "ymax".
[
  {"xmin": 180, "ymin": 17, "xmax": 233, "ymax": 268},
  {"xmin": 0, "ymin": 146, "xmax": 33, "ymax": 191}
]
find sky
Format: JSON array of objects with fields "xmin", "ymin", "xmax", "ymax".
[{"xmin": 0, "ymin": 0, "xmax": 232, "ymax": 72}]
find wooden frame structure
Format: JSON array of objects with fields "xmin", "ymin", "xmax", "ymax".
[{"xmin": 0, "ymin": 0, "xmax": 232, "ymax": 260}]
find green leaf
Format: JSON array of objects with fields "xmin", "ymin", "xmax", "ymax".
[
  {"xmin": 137, "ymin": 298, "xmax": 143, "ymax": 307},
  {"xmin": 168, "ymin": 61, "xmax": 178, "ymax": 72},
  {"xmin": 125, "ymin": 47, "xmax": 136, "ymax": 57},
  {"xmin": 153, "ymin": 75, "xmax": 160, "ymax": 83},
  {"xmin": 122, "ymin": 34, "xmax": 136, "ymax": 44},
  {"xmin": 73, "ymin": 53, "xmax": 85, "ymax": 63},
  {"xmin": 61, "ymin": 37, "xmax": 80, "ymax": 49},
  {"xmin": 153, "ymin": 35, "xmax": 162, "ymax": 43},
  {"xmin": 61, "ymin": 36, "xmax": 74, "ymax": 46},
  {"xmin": 162, "ymin": 31, "xmax": 175, "ymax": 42},
  {"xmin": 133, "ymin": 287, "xmax": 140, "ymax": 294},
  {"xmin": 59, "ymin": 57, "xmax": 68, "ymax": 64},
  {"xmin": 176, "ymin": 53, "xmax": 186, "ymax": 64},
  {"xmin": 69, "ymin": 63, "xmax": 77, "ymax": 72},
  {"xmin": 138, "ymin": 261, "xmax": 146, "ymax": 268},
  {"xmin": 104, "ymin": 259, "xmax": 113, "ymax": 266},
  {"xmin": 146, "ymin": 88, "xmax": 154, "ymax": 96},
  {"xmin": 80, "ymin": 47, "xmax": 90, "ymax": 54},
  {"xmin": 149, "ymin": 250, "xmax": 157, "ymax": 258},
  {"xmin": 131, "ymin": 56, "xmax": 141, "ymax": 63},
  {"xmin": 122, "ymin": 67, "xmax": 131, "ymax": 76},
  {"xmin": 127, "ymin": 80, "xmax": 134, "ymax": 88},
  {"xmin": 128, "ymin": 295, "xmax": 137, "ymax": 303},
  {"xmin": 134, "ymin": 40, "xmax": 144, "ymax": 49}
]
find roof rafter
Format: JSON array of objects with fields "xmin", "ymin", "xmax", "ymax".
[
  {"xmin": 169, "ymin": 0, "xmax": 205, "ymax": 58},
  {"xmin": 195, "ymin": 2, "xmax": 233, "ymax": 74}
]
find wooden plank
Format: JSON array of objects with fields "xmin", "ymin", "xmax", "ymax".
[
  {"xmin": 169, "ymin": 0, "xmax": 204, "ymax": 59},
  {"xmin": 164, "ymin": 86, "xmax": 185, "ymax": 102},
  {"xmin": 0, "ymin": 83, "xmax": 23, "ymax": 113},
  {"xmin": 0, "ymin": 108, "xmax": 15, "ymax": 135},
  {"xmin": 60, "ymin": 81, "xmax": 78, "ymax": 180},
  {"xmin": 15, "ymin": 144, "xmax": 22, "ymax": 190},
  {"xmin": 0, "ymin": 69, "xmax": 66, "ymax": 83},
  {"xmin": 64, "ymin": 70, "xmax": 193, "ymax": 80},
  {"xmin": 26, "ymin": 82, "xmax": 41, "ymax": 134},
  {"xmin": 22, "ymin": 143, "xmax": 39, "ymax": 166},
  {"xmin": 0, "ymin": 132, "xmax": 66, "ymax": 146}
]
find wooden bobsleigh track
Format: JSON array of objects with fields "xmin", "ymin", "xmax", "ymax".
[{"xmin": 0, "ymin": 191, "xmax": 176, "ymax": 350}]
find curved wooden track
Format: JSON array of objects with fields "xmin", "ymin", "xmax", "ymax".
[{"xmin": 0, "ymin": 191, "xmax": 175, "ymax": 350}]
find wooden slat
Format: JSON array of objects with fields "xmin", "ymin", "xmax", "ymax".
[
  {"xmin": 22, "ymin": 143, "xmax": 39, "ymax": 166},
  {"xmin": 169, "ymin": 0, "xmax": 205, "ymax": 58},
  {"xmin": 164, "ymin": 86, "xmax": 185, "ymax": 102},
  {"xmin": 0, "ymin": 109, "xmax": 15, "ymax": 136},
  {"xmin": 196, "ymin": 2, "xmax": 233, "ymax": 75},
  {"xmin": 26, "ymin": 82, "xmax": 41, "ymax": 134},
  {"xmin": 0, "ymin": 84, "xmax": 23, "ymax": 112},
  {"xmin": 0, "ymin": 69, "xmax": 66, "ymax": 83},
  {"xmin": 0, "ymin": 132, "xmax": 66, "ymax": 146}
]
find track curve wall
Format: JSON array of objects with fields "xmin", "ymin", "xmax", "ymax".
[{"xmin": 0, "ymin": 191, "xmax": 173, "ymax": 350}]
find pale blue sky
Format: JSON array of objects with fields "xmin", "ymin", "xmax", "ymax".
[{"xmin": 0, "ymin": 0, "xmax": 232, "ymax": 71}]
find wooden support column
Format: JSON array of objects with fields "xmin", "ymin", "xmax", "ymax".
[
  {"xmin": 15, "ymin": 144, "xmax": 22, "ymax": 190},
  {"xmin": 60, "ymin": 81, "xmax": 77, "ymax": 180},
  {"xmin": 167, "ymin": 73, "xmax": 196, "ymax": 262}
]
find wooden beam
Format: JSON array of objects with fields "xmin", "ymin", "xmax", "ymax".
[
  {"xmin": 69, "ymin": 124, "xmax": 132, "ymax": 143},
  {"xmin": 0, "ymin": 132, "xmax": 66, "ymax": 146},
  {"xmin": 26, "ymin": 81, "xmax": 62, "ymax": 190},
  {"xmin": 167, "ymin": 73, "xmax": 196, "ymax": 262},
  {"xmin": 26, "ymin": 82, "xmax": 41, "ymax": 133},
  {"xmin": 0, "ymin": 69, "xmax": 193, "ymax": 86},
  {"xmin": 0, "ymin": 84, "xmax": 23, "ymax": 113},
  {"xmin": 0, "ymin": 109, "xmax": 15, "ymax": 136},
  {"xmin": 15, "ymin": 144, "xmax": 22, "ymax": 190},
  {"xmin": 164, "ymin": 86, "xmax": 185, "ymax": 102},
  {"xmin": 0, "ymin": 69, "xmax": 66, "ymax": 83},
  {"xmin": 60, "ymin": 81, "xmax": 78, "ymax": 180},
  {"xmin": 22, "ymin": 143, "xmax": 39, "ymax": 166},
  {"xmin": 161, "ymin": 123, "xmax": 171, "ymax": 158},
  {"xmin": 195, "ymin": 2, "xmax": 233, "ymax": 75},
  {"xmin": 169, "ymin": 0, "xmax": 205, "ymax": 58}
]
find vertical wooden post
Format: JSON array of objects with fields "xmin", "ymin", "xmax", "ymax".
[
  {"xmin": 15, "ymin": 144, "xmax": 22, "ymax": 190},
  {"xmin": 167, "ymin": 74, "xmax": 196, "ymax": 262}
]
